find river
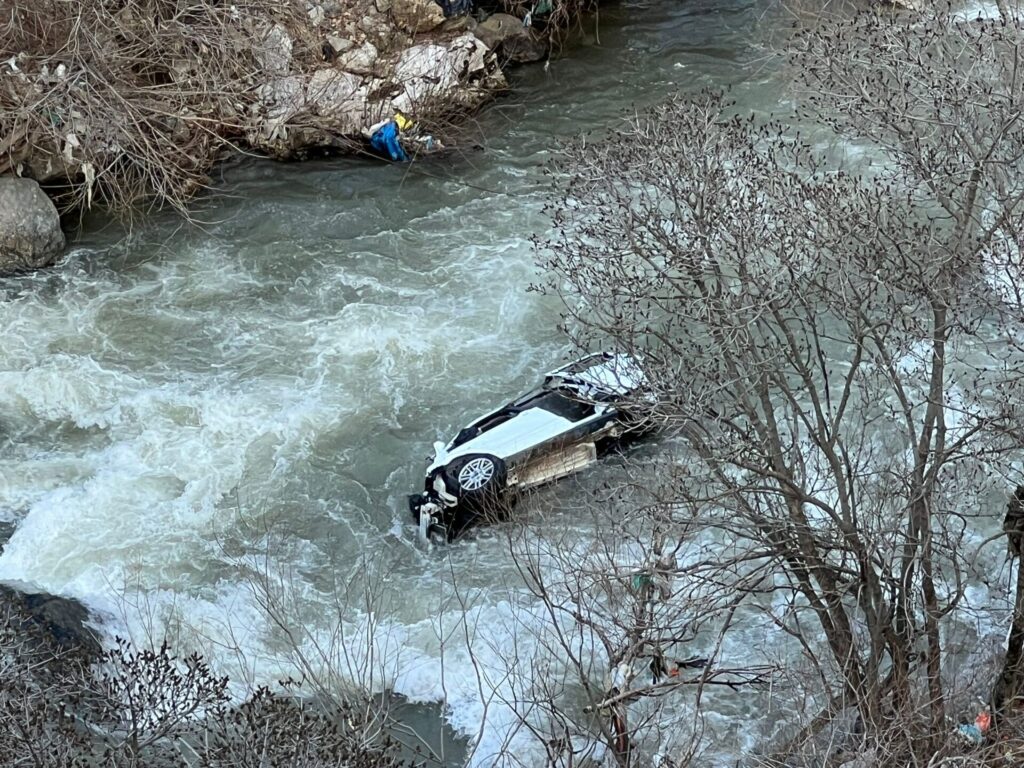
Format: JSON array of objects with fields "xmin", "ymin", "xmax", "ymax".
[{"xmin": 0, "ymin": 1, "xmax": 915, "ymax": 765}]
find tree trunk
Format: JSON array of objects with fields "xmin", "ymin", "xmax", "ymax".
[
  {"xmin": 993, "ymin": 562, "xmax": 1024, "ymax": 715},
  {"xmin": 993, "ymin": 488, "xmax": 1024, "ymax": 715},
  {"xmin": 921, "ymin": 519, "xmax": 945, "ymax": 743}
]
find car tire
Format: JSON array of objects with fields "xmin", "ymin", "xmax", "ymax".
[
  {"xmin": 439, "ymin": 455, "xmax": 514, "ymax": 537},
  {"xmin": 452, "ymin": 454, "xmax": 505, "ymax": 495}
]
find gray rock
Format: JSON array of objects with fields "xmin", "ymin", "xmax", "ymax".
[
  {"xmin": 390, "ymin": 34, "xmax": 502, "ymax": 114},
  {"xmin": 0, "ymin": 583, "xmax": 101, "ymax": 659},
  {"xmin": 391, "ymin": 0, "xmax": 445, "ymax": 33},
  {"xmin": 442, "ymin": 15, "xmax": 473, "ymax": 33},
  {"xmin": 306, "ymin": 69, "xmax": 369, "ymax": 133},
  {"xmin": 256, "ymin": 23, "xmax": 293, "ymax": 76},
  {"xmin": 337, "ymin": 41, "xmax": 378, "ymax": 76},
  {"xmin": 325, "ymin": 34, "xmax": 354, "ymax": 55},
  {"xmin": 358, "ymin": 12, "xmax": 392, "ymax": 42},
  {"xmin": 249, "ymin": 75, "xmax": 307, "ymax": 145},
  {"xmin": 321, "ymin": 0, "xmax": 344, "ymax": 15},
  {"xmin": 839, "ymin": 748, "xmax": 876, "ymax": 768},
  {"xmin": 474, "ymin": 13, "xmax": 548, "ymax": 63},
  {"xmin": 307, "ymin": 2, "xmax": 325, "ymax": 26},
  {"xmin": 0, "ymin": 176, "xmax": 65, "ymax": 274}
]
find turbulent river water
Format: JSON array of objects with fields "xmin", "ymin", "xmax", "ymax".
[{"xmin": 1, "ymin": 1, "xmax": 983, "ymax": 765}]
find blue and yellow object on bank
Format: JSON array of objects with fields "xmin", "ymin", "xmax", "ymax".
[{"xmin": 369, "ymin": 113, "xmax": 411, "ymax": 162}]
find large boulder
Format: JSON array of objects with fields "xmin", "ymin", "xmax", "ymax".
[
  {"xmin": 473, "ymin": 13, "xmax": 548, "ymax": 64},
  {"xmin": 392, "ymin": 0, "xmax": 446, "ymax": 33},
  {"xmin": 0, "ymin": 177, "xmax": 65, "ymax": 275},
  {"xmin": 390, "ymin": 34, "xmax": 500, "ymax": 113},
  {"xmin": 0, "ymin": 583, "xmax": 102, "ymax": 659},
  {"xmin": 249, "ymin": 75, "xmax": 307, "ymax": 146},
  {"xmin": 306, "ymin": 69, "xmax": 372, "ymax": 133},
  {"xmin": 255, "ymin": 23, "xmax": 294, "ymax": 76}
]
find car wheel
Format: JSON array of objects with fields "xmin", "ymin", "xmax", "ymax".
[
  {"xmin": 457, "ymin": 454, "xmax": 503, "ymax": 493},
  {"xmin": 443, "ymin": 454, "xmax": 510, "ymax": 533}
]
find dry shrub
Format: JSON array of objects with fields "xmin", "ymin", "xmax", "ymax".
[
  {"xmin": 0, "ymin": 603, "xmax": 414, "ymax": 767},
  {"xmin": 0, "ymin": 0, "xmax": 312, "ymax": 218},
  {"xmin": 493, "ymin": 0, "xmax": 600, "ymax": 62},
  {"xmin": 498, "ymin": 0, "xmax": 597, "ymax": 42}
]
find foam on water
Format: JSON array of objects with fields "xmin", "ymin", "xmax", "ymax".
[
  {"xmin": 956, "ymin": 0, "xmax": 1011, "ymax": 19},
  {"xmin": 0, "ymin": 156, "xmax": 576, "ymax": 766},
  {"xmin": 10, "ymin": 1, "xmax": 1004, "ymax": 763}
]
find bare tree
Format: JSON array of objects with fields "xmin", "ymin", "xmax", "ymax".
[
  {"xmin": 489, "ymin": 488, "xmax": 775, "ymax": 767},
  {"xmin": 536, "ymin": 3, "xmax": 1024, "ymax": 759}
]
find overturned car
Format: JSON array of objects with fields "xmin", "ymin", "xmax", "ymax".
[{"xmin": 409, "ymin": 353, "xmax": 654, "ymax": 542}]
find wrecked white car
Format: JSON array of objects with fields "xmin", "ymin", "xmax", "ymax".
[{"xmin": 409, "ymin": 353, "xmax": 654, "ymax": 542}]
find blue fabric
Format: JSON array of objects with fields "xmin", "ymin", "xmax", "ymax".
[
  {"xmin": 370, "ymin": 121, "xmax": 408, "ymax": 162},
  {"xmin": 957, "ymin": 723, "xmax": 983, "ymax": 745},
  {"xmin": 438, "ymin": 0, "xmax": 472, "ymax": 16}
]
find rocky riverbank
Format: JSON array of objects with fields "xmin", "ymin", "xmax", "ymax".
[
  {"xmin": 0, "ymin": 521, "xmax": 100, "ymax": 660},
  {"xmin": 0, "ymin": 0, "xmax": 554, "ymax": 274}
]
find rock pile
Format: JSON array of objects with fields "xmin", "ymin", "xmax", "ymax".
[{"xmin": 247, "ymin": 12, "xmax": 506, "ymax": 156}]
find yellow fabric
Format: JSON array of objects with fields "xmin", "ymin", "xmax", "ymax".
[{"xmin": 394, "ymin": 113, "xmax": 413, "ymax": 132}]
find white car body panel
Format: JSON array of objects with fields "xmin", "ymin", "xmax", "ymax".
[{"xmin": 427, "ymin": 408, "xmax": 604, "ymax": 473}]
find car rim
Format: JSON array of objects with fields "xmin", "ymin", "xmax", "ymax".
[{"xmin": 459, "ymin": 458, "xmax": 495, "ymax": 491}]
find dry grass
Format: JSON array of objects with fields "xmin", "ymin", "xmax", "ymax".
[{"xmin": 0, "ymin": 0, "xmax": 315, "ymax": 218}]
